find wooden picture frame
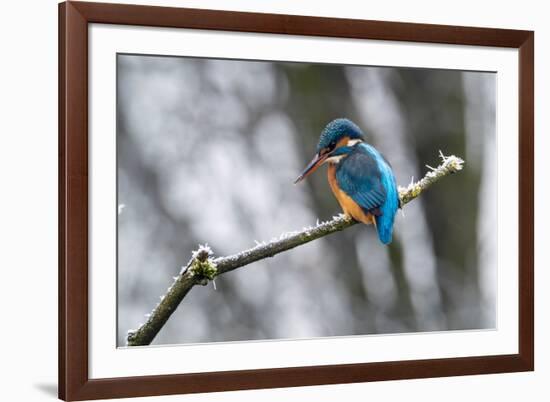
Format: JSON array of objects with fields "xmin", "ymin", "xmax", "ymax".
[{"xmin": 59, "ymin": 1, "xmax": 534, "ymax": 400}]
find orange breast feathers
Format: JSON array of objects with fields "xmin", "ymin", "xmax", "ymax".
[{"xmin": 327, "ymin": 164, "xmax": 374, "ymax": 225}]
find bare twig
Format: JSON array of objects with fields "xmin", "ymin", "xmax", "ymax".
[{"xmin": 127, "ymin": 153, "xmax": 464, "ymax": 346}]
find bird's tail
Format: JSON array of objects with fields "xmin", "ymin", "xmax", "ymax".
[{"xmin": 375, "ymin": 214, "xmax": 394, "ymax": 245}]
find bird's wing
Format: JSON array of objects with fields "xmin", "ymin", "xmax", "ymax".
[{"xmin": 336, "ymin": 147, "xmax": 387, "ymax": 214}]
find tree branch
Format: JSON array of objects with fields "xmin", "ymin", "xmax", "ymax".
[{"xmin": 127, "ymin": 153, "xmax": 464, "ymax": 346}]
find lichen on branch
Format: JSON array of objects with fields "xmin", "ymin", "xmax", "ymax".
[{"xmin": 188, "ymin": 245, "xmax": 217, "ymax": 283}]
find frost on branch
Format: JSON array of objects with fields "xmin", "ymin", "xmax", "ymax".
[
  {"xmin": 127, "ymin": 152, "xmax": 465, "ymax": 346},
  {"xmin": 398, "ymin": 152, "xmax": 464, "ymax": 206},
  {"xmin": 127, "ymin": 244, "xmax": 217, "ymax": 346}
]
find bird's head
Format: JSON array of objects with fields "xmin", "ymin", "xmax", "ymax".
[{"xmin": 294, "ymin": 118, "xmax": 364, "ymax": 184}]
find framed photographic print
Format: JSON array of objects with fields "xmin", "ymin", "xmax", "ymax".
[{"xmin": 59, "ymin": 1, "xmax": 534, "ymax": 400}]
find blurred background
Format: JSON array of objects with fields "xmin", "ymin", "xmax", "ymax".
[{"xmin": 117, "ymin": 54, "xmax": 496, "ymax": 347}]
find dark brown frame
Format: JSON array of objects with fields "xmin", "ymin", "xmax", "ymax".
[{"xmin": 59, "ymin": 1, "xmax": 534, "ymax": 400}]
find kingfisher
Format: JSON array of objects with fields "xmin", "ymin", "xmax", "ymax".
[{"xmin": 295, "ymin": 118, "xmax": 400, "ymax": 244}]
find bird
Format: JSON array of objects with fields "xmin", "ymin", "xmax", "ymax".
[{"xmin": 294, "ymin": 118, "xmax": 400, "ymax": 244}]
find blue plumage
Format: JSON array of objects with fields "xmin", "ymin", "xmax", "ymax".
[
  {"xmin": 335, "ymin": 146, "xmax": 386, "ymax": 211},
  {"xmin": 295, "ymin": 118, "xmax": 400, "ymax": 245},
  {"xmin": 317, "ymin": 118, "xmax": 364, "ymax": 152},
  {"xmin": 337, "ymin": 143, "xmax": 399, "ymax": 244}
]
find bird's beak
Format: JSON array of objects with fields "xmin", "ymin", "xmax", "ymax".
[{"xmin": 294, "ymin": 152, "xmax": 328, "ymax": 184}]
